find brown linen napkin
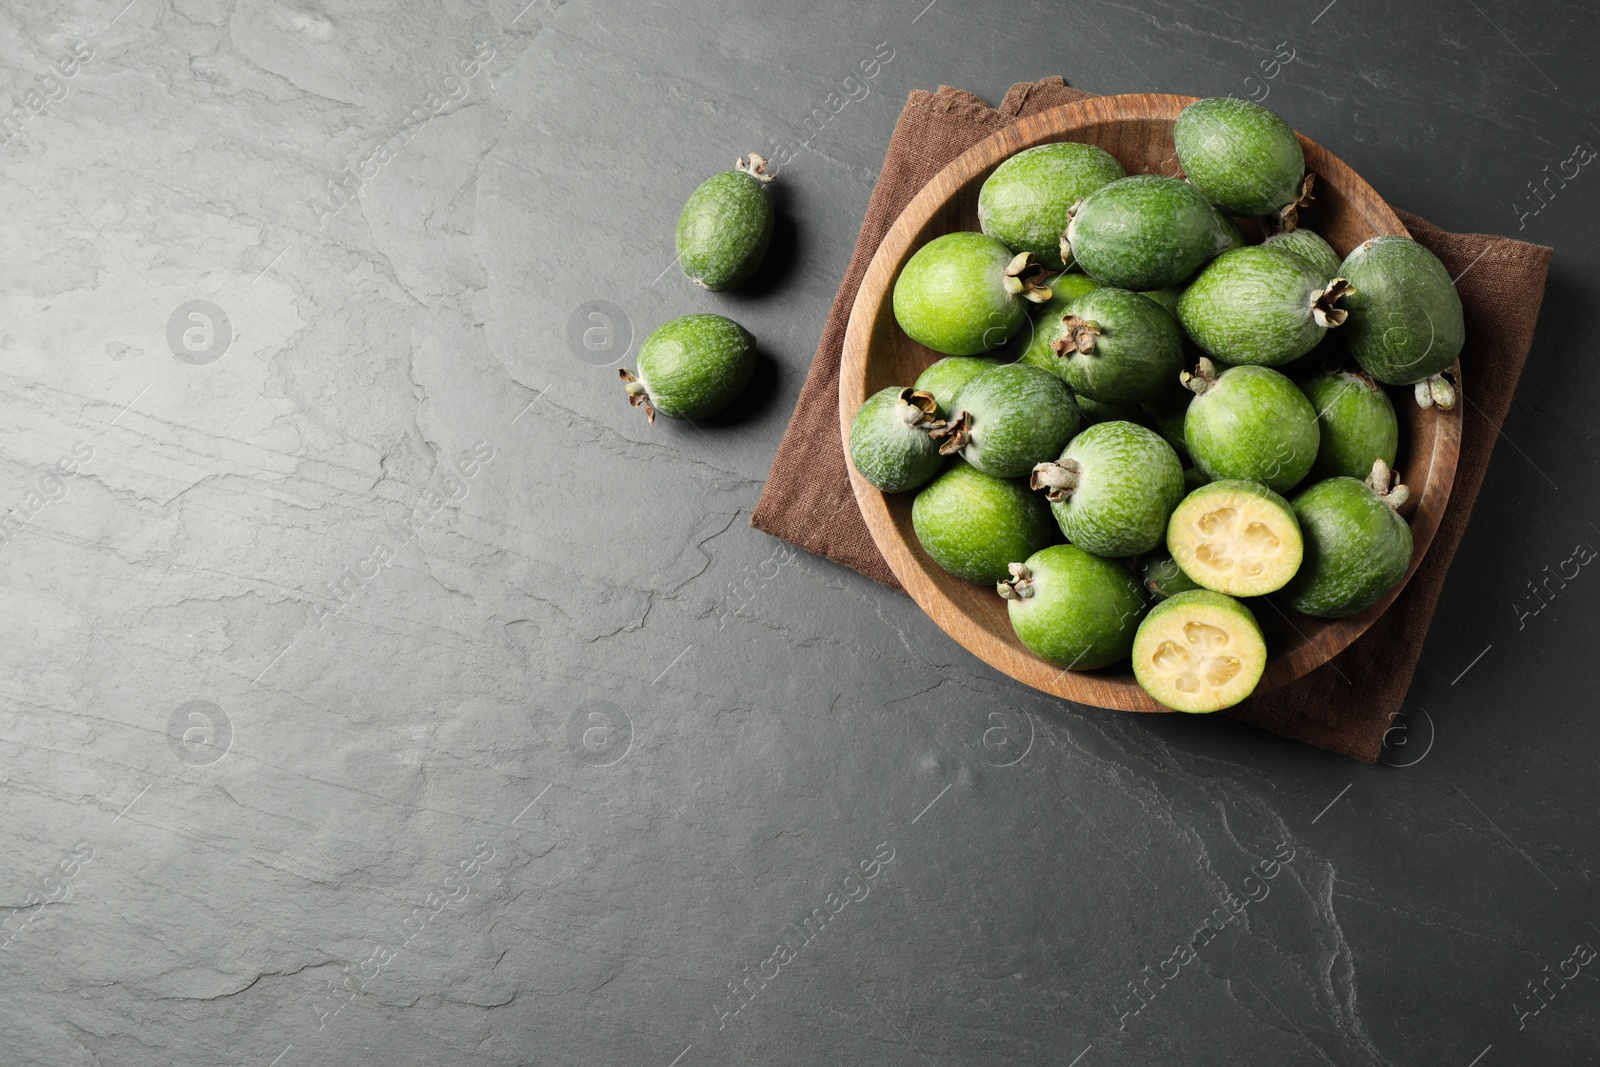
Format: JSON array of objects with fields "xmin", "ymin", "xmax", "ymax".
[{"xmin": 751, "ymin": 77, "xmax": 1553, "ymax": 762}]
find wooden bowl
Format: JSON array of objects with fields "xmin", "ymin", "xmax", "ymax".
[{"xmin": 839, "ymin": 93, "xmax": 1462, "ymax": 712}]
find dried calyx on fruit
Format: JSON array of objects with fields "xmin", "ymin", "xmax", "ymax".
[
  {"xmin": 1367, "ymin": 457, "xmax": 1410, "ymax": 510},
  {"xmin": 1001, "ymin": 251, "xmax": 1054, "ymax": 303},
  {"xmin": 996, "ymin": 561, "xmax": 1035, "ymax": 600},
  {"xmin": 1029, "ymin": 457, "xmax": 1079, "ymax": 502}
]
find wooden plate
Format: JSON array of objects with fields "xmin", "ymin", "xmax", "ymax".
[{"xmin": 839, "ymin": 93, "xmax": 1462, "ymax": 712}]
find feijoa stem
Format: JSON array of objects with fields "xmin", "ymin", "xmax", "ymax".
[
  {"xmin": 1059, "ymin": 200, "xmax": 1084, "ymax": 268},
  {"xmin": 1181, "ymin": 357, "xmax": 1220, "ymax": 396},
  {"xmin": 996, "ymin": 561, "xmax": 1035, "ymax": 600},
  {"xmin": 932, "ymin": 410, "xmax": 972, "ymax": 455},
  {"xmin": 736, "ymin": 153, "xmax": 776, "ymax": 184},
  {"xmin": 1274, "ymin": 173, "xmax": 1317, "ymax": 232},
  {"xmin": 1414, "ymin": 373, "xmax": 1458, "ymax": 410},
  {"xmin": 1311, "ymin": 278, "xmax": 1353, "ymax": 328},
  {"xmin": 1367, "ymin": 458, "xmax": 1410, "ymax": 510},
  {"xmin": 1029, "ymin": 458, "xmax": 1081, "ymax": 502},
  {"xmin": 897, "ymin": 388, "xmax": 946, "ymax": 433},
  {"xmin": 618, "ymin": 368, "xmax": 656, "ymax": 424},
  {"xmin": 1052, "ymin": 315, "xmax": 1102, "ymax": 357},
  {"xmin": 1001, "ymin": 251, "xmax": 1054, "ymax": 304}
]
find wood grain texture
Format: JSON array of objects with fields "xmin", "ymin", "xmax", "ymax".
[{"xmin": 838, "ymin": 93, "xmax": 1463, "ymax": 713}]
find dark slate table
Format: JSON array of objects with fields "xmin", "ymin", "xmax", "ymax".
[{"xmin": 2, "ymin": 0, "xmax": 1594, "ymax": 1064}]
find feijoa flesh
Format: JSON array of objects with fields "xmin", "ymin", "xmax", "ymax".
[
  {"xmin": 999, "ymin": 545, "xmax": 1147, "ymax": 670},
  {"xmin": 1281, "ymin": 459, "xmax": 1414, "ymax": 618},
  {"xmin": 1300, "ymin": 369, "xmax": 1399, "ymax": 480},
  {"xmin": 1337, "ymin": 235, "xmax": 1465, "ymax": 409},
  {"xmin": 1133, "ymin": 590, "xmax": 1267, "ymax": 713},
  {"xmin": 1032, "ymin": 420, "xmax": 1184, "ymax": 557},
  {"xmin": 1167, "ymin": 479, "xmax": 1303, "ymax": 596},
  {"xmin": 676, "ymin": 154, "xmax": 775, "ymax": 291},
  {"xmin": 620, "ymin": 313, "xmax": 755, "ymax": 422},
  {"xmin": 978, "ymin": 142, "xmax": 1126, "ymax": 270},
  {"xmin": 1178, "ymin": 245, "xmax": 1351, "ymax": 367},
  {"xmin": 912, "ymin": 462, "xmax": 1055, "ymax": 584},
  {"xmin": 1182, "ymin": 359, "xmax": 1319, "ymax": 492},
  {"xmin": 938, "ymin": 362, "xmax": 1083, "ymax": 479},
  {"xmin": 894, "ymin": 232, "xmax": 1053, "ymax": 356},
  {"xmin": 1174, "ymin": 97, "xmax": 1306, "ymax": 218},
  {"xmin": 849, "ymin": 387, "xmax": 946, "ymax": 493},
  {"xmin": 1044, "ymin": 287, "xmax": 1185, "ymax": 405},
  {"xmin": 914, "ymin": 356, "xmax": 1000, "ymax": 415},
  {"xmin": 1064, "ymin": 175, "xmax": 1239, "ymax": 291}
]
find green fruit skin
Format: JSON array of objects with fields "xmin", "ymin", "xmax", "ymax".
[
  {"xmin": 1265, "ymin": 228, "xmax": 1341, "ymax": 281},
  {"xmin": 913, "ymin": 462, "xmax": 1056, "ymax": 584},
  {"xmin": 1142, "ymin": 552, "xmax": 1202, "ymax": 600},
  {"xmin": 1019, "ymin": 274, "xmax": 1107, "ymax": 373},
  {"xmin": 914, "ymin": 356, "xmax": 1000, "ymax": 415},
  {"xmin": 1185, "ymin": 365, "xmax": 1319, "ymax": 492},
  {"xmin": 1073, "ymin": 392, "xmax": 1143, "ymax": 424},
  {"xmin": 1338, "ymin": 236, "xmax": 1466, "ymax": 386},
  {"xmin": 1178, "ymin": 246, "xmax": 1333, "ymax": 367},
  {"xmin": 949, "ymin": 363, "xmax": 1083, "ymax": 478},
  {"xmin": 1282, "ymin": 476, "xmax": 1413, "ymax": 618},
  {"xmin": 978, "ymin": 143, "xmax": 1126, "ymax": 270},
  {"xmin": 635, "ymin": 314, "xmax": 756, "ymax": 419},
  {"xmin": 1133, "ymin": 590, "xmax": 1265, "ymax": 712},
  {"xmin": 1065, "ymin": 175, "xmax": 1236, "ymax": 291},
  {"xmin": 1300, "ymin": 371, "xmax": 1399, "ymax": 480},
  {"xmin": 1008, "ymin": 544, "xmax": 1148, "ymax": 669},
  {"xmin": 1140, "ymin": 287, "xmax": 1183, "ymax": 320},
  {"xmin": 894, "ymin": 232, "xmax": 1030, "ymax": 356},
  {"xmin": 1054, "ymin": 288, "xmax": 1185, "ymax": 405},
  {"xmin": 1173, "ymin": 97, "xmax": 1305, "ymax": 216},
  {"xmin": 675, "ymin": 170, "xmax": 773, "ymax": 291},
  {"xmin": 848, "ymin": 388, "xmax": 945, "ymax": 493},
  {"xmin": 1049, "ymin": 421, "xmax": 1185, "ymax": 557}
]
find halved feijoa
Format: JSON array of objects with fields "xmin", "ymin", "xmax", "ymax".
[
  {"xmin": 1045, "ymin": 287, "xmax": 1185, "ymax": 405},
  {"xmin": 912, "ymin": 462, "xmax": 1055, "ymax": 584},
  {"xmin": 999, "ymin": 545, "xmax": 1148, "ymax": 670},
  {"xmin": 1132, "ymin": 590, "xmax": 1267, "ymax": 713},
  {"xmin": 1337, "ymin": 235, "xmax": 1465, "ymax": 408},
  {"xmin": 1167, "ymin": 480, "xmax": 1303, "ymax": 596},
  {"xmin": 1032, "ymin": 420, "xmax": 1184, "ymax": 557},
  {"xmin": 1063, "ymin": 175, "xmax": 1238, "ymax": 291},
  {"xmin": 1301, "ymin": 369, "xmax": 1399, "ymax": 480},
  {"xmin": 894, "ymin": 232, "xmax": 1053, "ymax": 356},
  {"xmin": 1281, "ymin": 459, "xmax": 1414, "ymax": 618},
  {"xmin": 848, "ymin": 387, "xmax": 945, "ymax": 493},
  {"xmin": 914, "ymin": 356, "xmax": 1000, "ymax": 415},
  {"xmin": 1178, "ymin": 245, "xmax": 1351, "ymax": 367},
  {"xmin": 1142, "ymin": 551, "xmax": 1202, "ymax": 601},
  {"xmin": 979, "ymin": 142, "xmax": 1126, "ymax": 270},
  {"xmin": 939, "ymin": 362, "xmax": 1083, "ymax": 478},
  {"xmin": 1173, "ymin": 97, "xmax": 1306, "ymax": 218},
  {"xmin": 676, "ymin": 154, "xmax": 775, "ymax": 291},
  {"xmin": 1182, "ymin": 359, "xmax": 1319, "ymax": 492},
  {"xmin": 620, "ymin": 313, "xmax": 756, "ymax": 422}
]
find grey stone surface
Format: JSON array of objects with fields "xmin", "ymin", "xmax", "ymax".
[{"xmin": 0, "ymin": 0, "xmax": 1595, "ymax": 1064}]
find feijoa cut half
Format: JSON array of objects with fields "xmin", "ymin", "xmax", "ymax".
[
  {"xmin": 912, "ymin": 462, "xmax": 1055, "ymax": 584},
  {"xmin": 938, "ymin": 362, "xmax": 1083, "ymax": 479},
  {"xmin": 1063, "ymin": 175, "xmax": 1238, "ymax": 291},
  {"xmin": 1337, "ymin": 235, "xmax": 1465, "ymax": 409},
  {"xmin": 1182, "ymin": 359, "xmax": 1319, "ymax": 492},
  {"xmin": 978, "ymin": 142, "xmax": 1126, "ymax": 270},
  {"xmin": 999, "ymin": 545, "xmax": 1147, "ymax": 670},
  {"xmin": 894, "ymin": 232, "xmax": 1053, "ymax": 356},
  {"xmin": 1032, "ymin": 420, "xmax": 1184, "ymax": 557},
  {"xmin": 620, "ymin": 313, "xmax": 755, "ymax": 422},
  {"xmin": 1301, "ymin": 369, "xmax": 1399, "ymax": 480},
  {"xmin": 676, "ymin": 154, "xmax": 775, "ymax": 291},
  {"xmin": 848, "ymin": 387, "xmax": 946, "ymax": 493},
  {"xmin": 914, "ymin": 356, "xmax": 1000, "ymax": 415},
  {"xmin": 1045, "ymin": 287, "xmax": 1185, "ymax": 405},
  {"xmin": 1132, "ymin": 590, "xmax": 1267, "ymax": 713},
  {"xmin": 1281, "ymin": 459, "xmax": 1414, "ymax": 618},
  {"xmin": 1167, "ymin": 480, "xmax": 1303, "ymax": 596},
  {"xmin": 1173, "ymin": 97, "xmax": 1306, "ymax": 218},
  {"xmin": 1178, "ymin": 245, "xmax": 1351, "ymax": 367}
]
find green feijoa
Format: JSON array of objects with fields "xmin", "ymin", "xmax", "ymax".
[
  {"xmin": 999, "ymin": 545, "xmax": 1147, "ymax": 669},
  {"xmin": 1142, "ymin": 551, "xmax": 1202, "ymax": 601},
  {"xmin": 1178, "ymin": 246, "xmax": 1351, "ymax": 367},
  {"xmin": 893, "ymin": 232, "xmax": 1053, "ymax": 356},
  {"xmin": 912, "ymin": 462, "xmax": 1055, "ymax": 584},
  {"xmin": 1264, "ymin": 228, "xmax": 1341, "ymax": 281},
  {"xmin": 1132, "ymin": 590, "xmax": 1267, "ymax": 712},
  {"xmin": 1183, "ymin": 467, "xmax": 1210, "ymax": 492},
  {"xmin": 1073, "ymin": 392, "xmax": 1144, "ymax": 424},
  {"xmin": 1173, "ymin": 97, "xmax": 1306, "ymax": 218},
  {"xmin": 620, "ymin": 313, "xmax": 755, "ymax": 422},
  {"xmin": 1032, "ymin": 420, "xmax": 1184, "ymax": 557},
  {"xmin": 1063, "ymin": 175, "xmax": 1237, "ymax": 291},
  {"xmin": 848, "ymin": 388, "xmax": 945, "ymax": 493},
  {"xmin": 1140, "ymin": 287, "xmax": 1182, "ymax": 320},
  {"xmin": 1301, "ymin": 369, "xmax": 1399, "ymax": 480},
  {"xmin": 1048, "ymin": 288, "xmax": 1185, "ymax": 405},
  {"xmin": 979, "ymin": 143, "xmax": 1126, "ymax": 270},
  {"xmin": 675, "ymin": 154, "xmax": 775, "ymax": 291},
  {"xmin": 914, "ymin": 356, "xmax": 1001, "ymax": 415},
  {"xmin": 1282, "ymin": 460, "xmax": 1414, "ymax": 618},
  {"xmin": 1141, "ymin": 386, "xmax": 1193, "ymax": 465},
  {"xmin": 940, "ymin": 362, "xmax": 1082, "ymax": 478},
  {"xmin": 1182, "ymin": 359, "xmax": 1319, "ymax": 492},
  {"xmin": 1166, "ymin": 480, "xmax": 1303, "ymax": 597},
  {"xmin": 1337, "ymin": 236, "xmax": 1465, "ymax": 408},
  {"xmin": 1019, "ymin": 273, "xmax": 1107, "ymax": 373}
]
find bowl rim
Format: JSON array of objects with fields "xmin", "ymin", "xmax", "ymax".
[{"xmin": 838, "ymin": 92, "xmax": 1462, "ymax": 712}]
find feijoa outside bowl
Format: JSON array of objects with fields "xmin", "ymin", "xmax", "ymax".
[{"xmin": 839, "ymin": 93, "xmax": 1461, "ymax": 713}]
